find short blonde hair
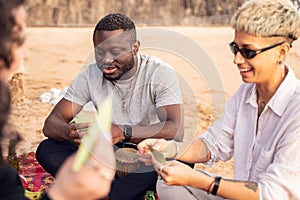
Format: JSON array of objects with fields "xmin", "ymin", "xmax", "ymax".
[{"xmin": 231, "ymin": 0, "xmax": 300, "ymax": 44}]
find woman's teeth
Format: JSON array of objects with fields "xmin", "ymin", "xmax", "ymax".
[{"xmin": 239, "ymin": 68, "xmax": 252, "ymax": 73}]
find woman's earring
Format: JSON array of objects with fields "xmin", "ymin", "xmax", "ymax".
[{"xmin": 279, "ymin": 60, "xmax": 285, "ymax": 78}]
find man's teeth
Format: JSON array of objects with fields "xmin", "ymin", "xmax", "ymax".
[{"xmin": 240, "ymin": 68, "xmax": 252, "ymax": 73}]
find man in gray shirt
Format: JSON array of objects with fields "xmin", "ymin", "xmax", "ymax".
[{"xmin": 36, "ymin": 13, "xmax": 184, "ymax": 200}]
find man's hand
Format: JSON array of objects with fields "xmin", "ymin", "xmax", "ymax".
[
  {"xmin": 137, "ymin": 138, "xmax": 173, "ymax": 165},
  {"xmin": 111, "ymin": 124, "xmax": 125, "ymax": 144},
  {"xmin": 67, "ymin": 122, "xmax": 90, "ymax": 145}
]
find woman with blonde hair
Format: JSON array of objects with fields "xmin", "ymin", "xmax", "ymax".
[{"xmin": 138, "ymin": 0, "xmax": 300, "ymax": 199}]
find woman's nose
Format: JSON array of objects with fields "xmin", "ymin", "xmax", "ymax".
[{"xmin": 233, "ymin": 52, "xmax": 245, "ymax": 65}]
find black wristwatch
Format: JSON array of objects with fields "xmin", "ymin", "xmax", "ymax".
[{"xmin": 123, "ymin": 125, "xmax": 132, "ymax": 141}]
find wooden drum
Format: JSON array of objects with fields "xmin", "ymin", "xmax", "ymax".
[{"xmin": 115, "ymin": 148, "xmax": 140, "ymax": 178}]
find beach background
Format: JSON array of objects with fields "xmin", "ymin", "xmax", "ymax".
[{"xmin": 5, "ymin": 0, "xmax": 300, "ymax": 179}]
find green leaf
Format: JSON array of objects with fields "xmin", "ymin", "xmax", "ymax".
[
  {"xmin": 147, "ymin": 144, "xmax": 166, "ymax": 165},
  {"xmin": 72, "ymin": 97, "xmax": 112, "ymax": 172}
]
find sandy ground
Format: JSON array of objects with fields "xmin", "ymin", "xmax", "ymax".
[{"xmin": 6, "ymin": 26, "xmax": 300, "ymax": 178}]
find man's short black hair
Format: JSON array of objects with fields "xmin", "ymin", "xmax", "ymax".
[{"xmin": 93, "ymin": 13, "xmax": 137, "ymax": 43}]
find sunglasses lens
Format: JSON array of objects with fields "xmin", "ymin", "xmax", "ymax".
[
  {"xmin": 229, "ymin": 42, "xmax": 257, "ymax": 59},
  {"xmin": 229, "ymin": 43, "xmax": 238, "ymax": 55},
  {"xmin": 240, "ymin": 49, "xmax": 256, "ymax": 59}
]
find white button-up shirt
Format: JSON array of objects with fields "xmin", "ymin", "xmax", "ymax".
[{"xmin": 201, "ymin": 66, "xmax": 300, "ymax": 199}]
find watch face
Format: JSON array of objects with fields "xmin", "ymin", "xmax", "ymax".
[
  {"xmin": 124, "ymin": 125, "xmax": 132, "ymax": 141},
  {"xmin": 125, "ymin": 125, "xmax": 132, "ymax": 136}
]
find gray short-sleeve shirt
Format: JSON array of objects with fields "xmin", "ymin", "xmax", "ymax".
[{"xmin": 65, "ymin": 54, "xmax": 182, "ymax": 127}]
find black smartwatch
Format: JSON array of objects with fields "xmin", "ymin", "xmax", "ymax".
[{"xmin": 123, "ymin": 125, "xmax": 132, "ymax": 141}]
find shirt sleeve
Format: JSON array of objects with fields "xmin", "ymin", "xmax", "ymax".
[
  {"xmin": 199, "ymin": 87, "xmax": 241, "ymax": 164},
  {"xmin": 152, "ymin": 63, "xmax": 183, "ymax": 108},
  {"xmin": 64, "ymin": 71, "xmax": 91, "ymax": 106}
]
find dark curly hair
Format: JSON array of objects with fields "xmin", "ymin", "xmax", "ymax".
[
  {"xmin": 0, "ymin": 81, "xmax": 11, "ymax": 137},
  {"xmin": 93, "ymin": 13, "xmax": 137, "ymax": 44},
  {"xmin": 0, "ymin": 81, "xmax": 11, "ymax": 166},
  {"xmin": 0, "ymin": 0, "xmax": 25, "ymax": 167},
  {"xmin": 0, "ymin": 0, "xmax": 25, "ymax": 69}
]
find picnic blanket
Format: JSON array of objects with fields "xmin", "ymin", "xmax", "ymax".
[
  {"xmin": 18, "ymin": 152, "xmax": 54, "ymax": 192},
  {"xmin": 17, "ymin": 152, "xmax": 159, "ymax": 200}
]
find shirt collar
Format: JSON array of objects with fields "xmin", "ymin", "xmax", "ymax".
[
  {"xmin": 246, "ymin": 85, "xmax": 257, "ymax": 107},
  {"xmin": 246, "ymin": 65, "xmax": 297, "ymax": 116}
]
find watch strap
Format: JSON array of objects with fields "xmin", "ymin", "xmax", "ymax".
[{"xmin": 211, "ymin": 176, "xmax": 222, "ymax": 195}]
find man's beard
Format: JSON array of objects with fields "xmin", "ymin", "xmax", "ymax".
[{"xmin": 102, "ymin": 53, "xmax": 134, "ymax": 81}]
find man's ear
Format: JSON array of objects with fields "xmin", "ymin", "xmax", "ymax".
[{"xmin": 132, "ymin": 40, "xmax": 140, "ymax": 55}]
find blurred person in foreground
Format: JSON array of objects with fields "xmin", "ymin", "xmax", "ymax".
[
  {"xmin": 138, "ymin": 0, "xmax": 300, "ymax": 199},
  {"xmin": 36, "ymin": 13, "xmax": 184, "ymax": 200},
  {"xmin": 0, "ymin": 0, "xmax": 115, "ymax": 199}
]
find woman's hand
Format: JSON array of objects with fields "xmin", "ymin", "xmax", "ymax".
[
  {"xmin": 157, "ymin": 160, "xmax": 196, "ymax": 186},
  {"xmin": 47, "ymin": 154, "xmax": 114, "ymax": 200}
]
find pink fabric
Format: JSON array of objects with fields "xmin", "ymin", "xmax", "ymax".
[{"xmin": 18, "ymin": 152, "xmax": 54, "ymax": 192}]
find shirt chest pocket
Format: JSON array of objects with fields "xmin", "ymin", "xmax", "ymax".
[{"xmin": 251, "ymin": 150, "xmax": 274, "ymax": 181}]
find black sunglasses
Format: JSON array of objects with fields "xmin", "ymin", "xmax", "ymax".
[{"xmin": 229, "ymin": 41, "xmax": 285, "ymax": 59}]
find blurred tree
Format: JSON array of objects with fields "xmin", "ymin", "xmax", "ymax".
[{"xmin": 25, "ymin": 0, "xmax": 299, "ymax": 26}]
